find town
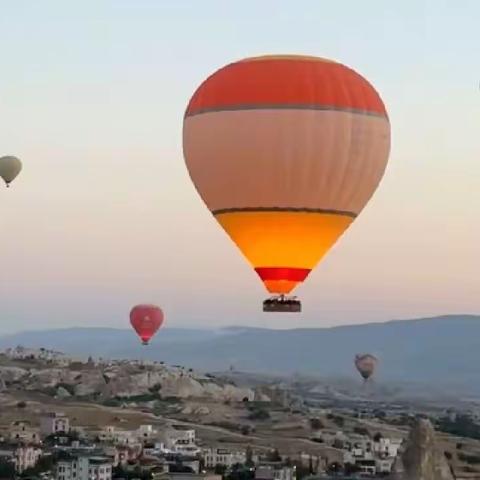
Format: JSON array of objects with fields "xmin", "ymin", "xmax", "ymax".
[
  {"xmin": 0, "ymin": 410, "xmax": 406, "ymax": 479},
  {"xmin": 0, "ymin": 346, "xmax": 413, "ymax": 479}
]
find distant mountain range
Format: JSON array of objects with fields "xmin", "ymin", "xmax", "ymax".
[{"xmin": 1, "ymin": 314, "xmax": 479, "ymax": 391}]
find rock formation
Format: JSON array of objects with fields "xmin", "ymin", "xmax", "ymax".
[{"xmin": 391, "ymin": 418, "xmax": 454, "ymax": 480}]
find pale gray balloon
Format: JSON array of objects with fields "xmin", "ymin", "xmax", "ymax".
[{"xmin": 0, "ymin": 156, "xmax": 22, "ymax": 187}]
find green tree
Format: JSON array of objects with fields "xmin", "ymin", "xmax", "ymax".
[
  {"xmin": 245, "ymin": 445, "xmax": 254, "ymax": 467},
  {"xmin": 0, "ymin": 459, "xmax": 15, "ymax": 478},
  {"xmin": 309, "ymin": 418, "xmax": 324, "ymax": 430},
  {"xmin": 214, "ymin": 464, "xmax": 227, "ymax": 475},
  {"xmin": 248, "ymin": 409, "xmax": 270, "ymax": 421},
  {"xmin": 266, "ymin": 449, "xmax": 281, "ymax": 462}
]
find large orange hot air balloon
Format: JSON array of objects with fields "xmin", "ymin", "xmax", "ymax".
[
  {"xmin": 183, "ymin": 55, "xmax": 391, "ymax": 312},
  {"xmin": 355, "ymin": 354, "xmax": 378, "ymax": 382},
  {"xmin": 130, "ymin": 304, "xmax": 164, "ymax": 345}
]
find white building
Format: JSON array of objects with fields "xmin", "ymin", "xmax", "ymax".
[
  {"xmin": 203, "ymin": 448, "xmax": 246, "ymax": 468},
  {"xmin": 97, "ymin": 424, "xmax": 160, "ymax": 446},
  {"xmin": 160, "ymin": 425, "xmax": 200, "ymax": 455},
  {"xmin": 169, "ymin": 425, "xmax": 196, "ymax": 445},
  {"xmin": 343, "ymin": 434, "xmax": 401, "ymax": 476},
  {"xmin": 3, "ymin": 345, "xmax": 66, "ymax": 362},
  {"xmin": 376, "ymin": 458, "xmax": 396, "ymax": 474},
  {"xmin": 56, "ymin": 455, "xmax": 112, "ymax": 480},
  {"xmin": 373, "ymin": 437, "xmax": 402, "ymax": 458},
  {"xmin": 0, "ymin": 443, "xmax": 42, "ymax": 473},
  {"xmin": 41, "ymin": 412, "xmax": 70, "ymax": 436},
  {"xmin": 98, "ymin": 425, "xmax": 136, "ymax": 445}
]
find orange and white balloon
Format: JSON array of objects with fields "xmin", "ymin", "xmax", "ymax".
[{"xmin": 183, "ymin": 55, "xmax": 390, "ymax": 297}]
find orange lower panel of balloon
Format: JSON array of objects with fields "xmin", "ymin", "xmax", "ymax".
[{"xmin": 214, "ymin": 210, "xmax": 353, "ymax": 294}]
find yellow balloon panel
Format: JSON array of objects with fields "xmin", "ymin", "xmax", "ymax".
[{"xmin": 215, "ymin": 211, "xmax": 353, "ymax": 293}]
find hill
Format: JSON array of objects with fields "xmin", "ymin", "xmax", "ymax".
[{"xmin": 1, "ymin": 315, "xmax": 479, "ymax": 390}]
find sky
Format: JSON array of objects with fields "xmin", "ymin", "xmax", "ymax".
[{"xmin": 0, "ymin": 0, "xmax": 478, "ymax": 334}]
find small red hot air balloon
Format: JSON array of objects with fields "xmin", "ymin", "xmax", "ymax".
[{"xmin": 130, "ymin": 304, "xmax": 164, "ymax": 345}]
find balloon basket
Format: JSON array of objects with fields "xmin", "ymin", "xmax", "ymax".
[
  {"xmin": 142, "ymin": 340, "xmax": 149, "ymax": 346},
  {"xmin": 263, "ymin": 295, "xmax": 301, "ymax": 313}
]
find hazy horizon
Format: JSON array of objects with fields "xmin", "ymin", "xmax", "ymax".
[
  {"xmin": 2, "ymin": 313, "xmax": 480, "ymax": 337},
  {"xmin": 0, "ymin": 1, "xmax": 479, "ymax": 334}
]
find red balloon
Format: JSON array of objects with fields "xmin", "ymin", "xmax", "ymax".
[{"xmin": 130, "ymin": 304, "xmax": 164, "ymax": 345}]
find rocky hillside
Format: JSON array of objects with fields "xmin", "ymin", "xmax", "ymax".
[
  {"xmin": 3, "ymin": 315, "xmax": 480, "ymax": 394},
  {"xmin": 0, "ymin": 347, "xmax": 260, "ymax": 405}
]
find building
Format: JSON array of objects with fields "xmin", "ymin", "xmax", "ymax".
[
  {"xmin": 3, "ymin": 345, "xmax": 66, "ymax": 362},
  {"xmin": 203, "ymin": 448, "xmax": 247, "ymax": 468},
  {"xmin": 155, "ymin": 474, "xmax": 221, "ymax": 480},
  {"xmin": 373, "ymin": 437, "xmax": 402, "ymax": 458},
  {"xmin": 40, "ymin": 412, "xmax": 70, "ymax": 436},
  {"xmin": 56, "ymin": 454, "xmax": 112, "ymax": 480},
  {"xmin": 159, "ymin": 426, "xmax": 200, "ymax": 455},
  {"xmin": 255, "ymin": 464, "xmax": 294, "ymax": 480},
  {"xmin": 0, "ymin": 442, "xmax": 42, "ymax": 473},
  {"xmin": 342, "ymin": 434, "xmax": 401, "ymax": 476},
  {"xmin": 169, "ymin": 425, "xmax": 196, "ymax": 446},
  {"xmin": 9, "ymin": 420, "xmax": 41, "ymax": 444},
  {"xmin": 97, "ymin": 424, "xmax": 158, "ymax": 446}
]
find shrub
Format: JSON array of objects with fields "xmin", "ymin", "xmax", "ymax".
[
  {"xmin": 309, "ymin": 418, "xmax": 324, "ymax": 430},
  {"xmin": 248, "ymin": 409, "xmax": 270, "ymax": 421}
]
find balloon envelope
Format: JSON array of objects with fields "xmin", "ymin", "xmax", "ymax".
[
  {"xmin": 355, "ymin": 353, "xmax": 378, "ymax": 381},
  {"xmin": 0, "ymin": 156, "xmax": 22, "ymax": 186},
  {"xmin": 130, "ymin": 304, "xmax": 164, "ymax": 345},
  {"xmin": 183, "ymin": 55, "xmax": 390, "ymax": 295}
]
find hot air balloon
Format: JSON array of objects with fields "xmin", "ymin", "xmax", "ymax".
[
  {"xmin": 130, "ymin": 304, "xmax": 164, "ymax": 345},
  {"xmin": 0, "ymin": 156, "xmax": 22, "ymax": 187},
  {"xmin": 354, "ymin": 354, "xmax": 378, "ymax": 382},
  {"xmin": 183, "ymin": 55, "xmax": 391, "ymax": 312}
]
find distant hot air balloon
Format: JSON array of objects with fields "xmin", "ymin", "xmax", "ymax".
[
  {"xmin": 0, "ymin": 156, "xmax": 22, "ymax": 187},
  {"xmin": 183, "ymin": 55, "xmax": 391, "ymax": 312},
  {"xmin": 130, "ymin": 304, "xmax": 164, "ymax": 345},
  {"xmin": 355, "ymin": 354, "xmax": 378, "ymax": 382}
]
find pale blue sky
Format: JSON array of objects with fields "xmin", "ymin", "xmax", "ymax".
[{"xmin": 0, "ymin": 1, "xmax": 478, "ymax": 333}]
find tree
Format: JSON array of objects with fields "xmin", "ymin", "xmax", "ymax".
[
  {"xmin": 224, "ymin": 465, "xmax": 254, "ymax": 480},
  {"xmin": 373, "ymin": 432, "xmax": 383, "ymax": 442},
  {"xmin": 353, "ymin": 426, "xmax": 369, "ymax": 436},
  {"xmin": 330, "ymin": 415, "xmax": 344, "ymax": 428},
  {"xmin": 327, "ymin": 462, "xmax": 342, "ymax": 474},
  {"xmin": 0, "ymin": 460, "xmax": 15, "ymax": 478},
  {"xmin": 214, "ymin": 464, "xmax": 227, "ymax": 475},
  {"xmin": 292, "ymin": 461, "xmax": 310, "ymax": 480},
  {"xmin": 266, "ymin": 449, "xmax": 281, "ymax": 462},
  {"xmin": 16, "ymin": 401, "xmax": 27, "ymax": 409},
  {"xmin": 248, "ymin": 409, "xmax": 270, "ymax": 421},
  {"xmin": 308, "ymin": 455, "xmax": 314, "ymax": 474},
  {"xmin": 345, "ymin": 462, "xmax": 361, "ymax": 475},
  {"xmin": 309, "ymin": 418, "xmax": 324, "ymax": 430},
  {"xmin": 245, "ymin": 445, "xmax": 254, "ymax": 467},
  {"xmin": 20, "ymin": 454, "xmax": 55, "ymax": 476}
]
